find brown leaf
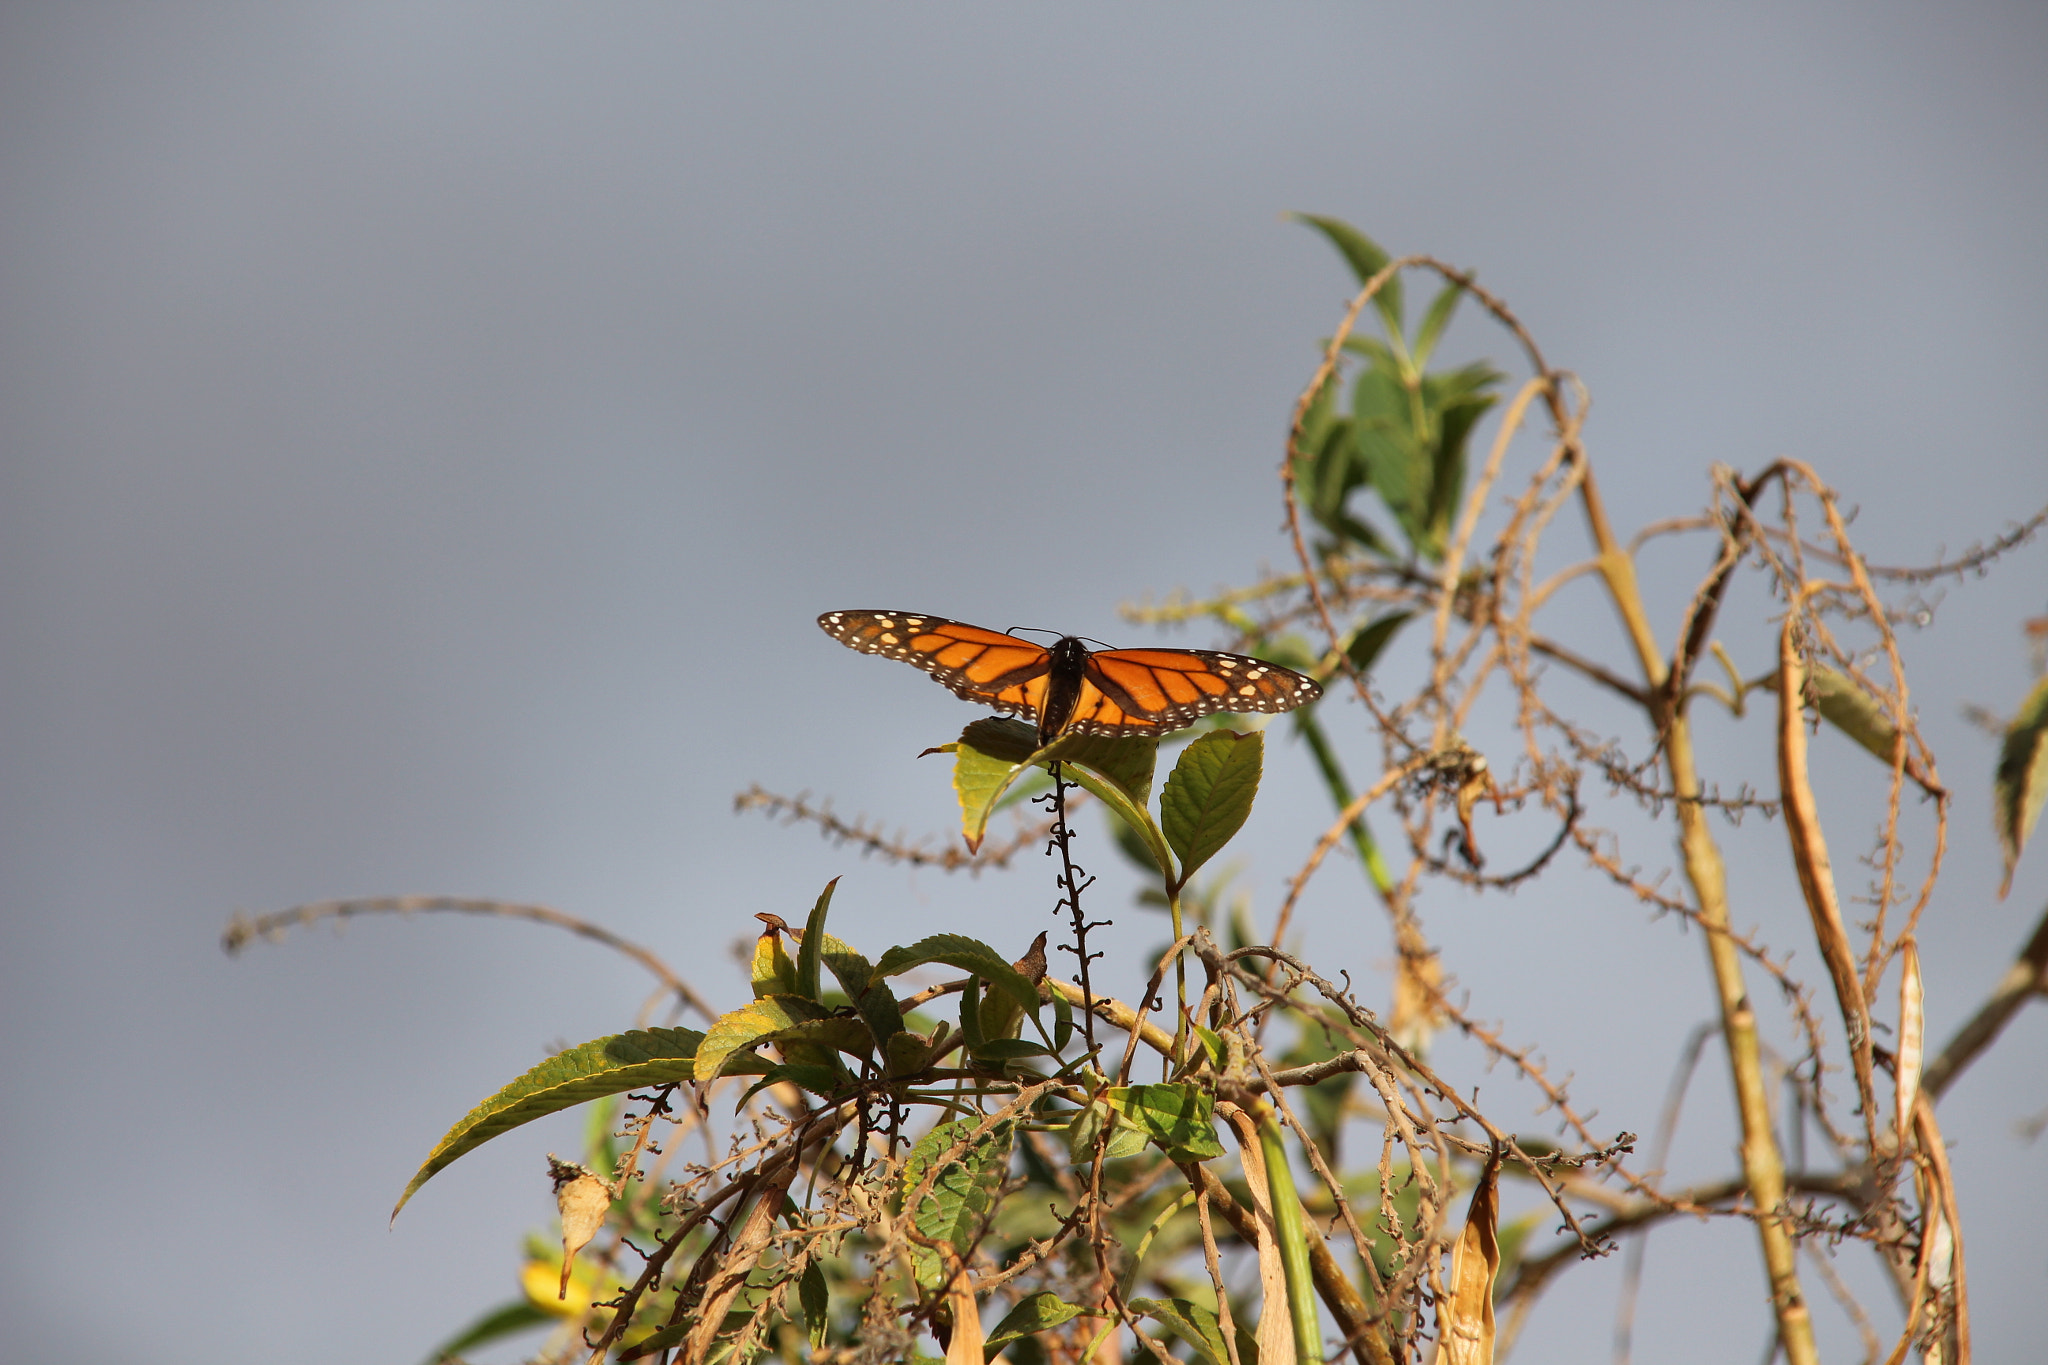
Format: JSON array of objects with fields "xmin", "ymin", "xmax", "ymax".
[
  {"xmin": 1777, "ymin": 608, "xmax": 1877, "ymax": 1133},
  {"xmin": 941, "ymin": 1270, "xmax": 985, "ymax": 1365},
  {"xmin": 1432, "ymin": 1148, "xmax": 1500, "ymax": 1365}
]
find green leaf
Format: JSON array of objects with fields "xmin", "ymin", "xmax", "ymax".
[
  {"xmin": 1108, "ymin": 811, "xmax": 1165, "ymax": 874},
  {"xmin": 1064, "ymin": 1097, "xmax": 1150, "ymax": 1163},
  {"xmin": 1344, "ymin": 611, "xmax": 1411, "ymax": 675},
  {"xmin": 737, "ymin": 1062, "xmax": 852, "ymax": 1107},
  {"xmin": 800, "ymin": 1260, "xmax": 831, "ymax": 1349},
  {"xmin": 1304, "ymin": 414, "xmax": 1359, "ymax": 520},
  {"xmin": 393, "ymin": 1027, "xmax": 703, "ymax": 1219},
  {"xmin": 1354, "ymin": 368, "xmax": 1434, "ymax": 556},
  {"xmin": 618, "ymin": 1319, "xmax": 695, "ymax": 1360},
  {"xmin": 773, "ymin": 1014, "xmax": 878, "ymax": 1060},
  {"xmin": 1292, "ymin": 211, "xmax": 1403, "ymax": 334},
  {"xmin": 1051, "ymin": 989, "xmax": 1074, "ymax": 1054},
  {"xmin": 418, "ymin": 1299, "xmax": 553, "ymax": 1365},
  {"xmin": 901, "ymin": 1119, "xmax": 1017, "ymax": 1286},
  {"xmin": 1124, "ymin": 1297, "xmax": 1252, "ymax": 1365},
  {"xmin": 971, "ymin": 1038, "xmax": 1054, "ymax": 1063},
  {"xmin": 1424, "ymin": 364, "xmax": 1501, "ymax": 550},
  {"xmin": 1298, "ymin": 367, "xmax": 1343, "ymax": 456},
  {"xmin": 1806, "ymin": 665, "xmax": 1902, "ymax": 766},
  {"xmin": 952, "ymin": 719, "xmax": 1037, "ymax": 850},
  {"xmin": 856, "ymin": 978, "xmax": 906, "ymax": 1046},
  {"xmin": 953, "ymin": 718, "xmax": 1163, "ymax": 864},
  {"xmin": 817, "ymin": 935, "xmax": 876, "ymax": 1004},
  {"xmin": 694, "ymin": 996, "xmax": 834, "ymax": 1083},
  {"xmin": 876, "ymin": 932, "xmax": 1043, "ymax": 1021},
  {"xmin": 986, "ymin": 1290, "xmax": 1088, "ymax": 1349},
  {"xmin": 1105, "ymin": 1083, "xmax": 1225, "ymax": 1163},
  {"xmin": 1997, "ymin": 675, "xmax": 2048, "ymax": 896},
  {"xmin": 1053, "ymin": 731, "xmax": 1159, "ymax": 808},
  {"xmin": 796, "ymin": 877, "xmax": 838, "ymax": 1002},
  {"xmin": 883, "ymin": 1029, "xmax": 944, "ymax": 1078},
  {"xmin": 1411, "ymin": 279, "xmax": 1468, "ymax": 370},
  {"xmin": 1161, "ymin": 731, "xmax": 1264, "ymax": 881},
  {"xmin": 957, "ymin": 974, "xmax": 986, "ymax": 1052}
]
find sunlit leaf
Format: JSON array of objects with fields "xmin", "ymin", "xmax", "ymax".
[
  {"xmin": 875, "ymin": 932, "xmax": 1042, "ymax": 1020},
  {"xmin": 901, "ymin": 1119, "xmax": 1017, "ymax": 1287},
  {"xmin": 796, "ymin": 877, "xmax": 837, "ymax": 1002},
  {"xmin": 1432, "ymin": 1152, "xmax": 1500, "ymax": 1365},
  {"xmin": 1161, "ymin": 731, "xmax": 1264, "ymax": 881},
  {"xmin": 1105, "ymin": 1083, "xmax": 1224, "ymax": 1163},
  {"xmin": 750, "ymin": 924, "xmax": 798, "ymax": 1000},
  {"xmin": 393, "ymin": 1027, "xmax": 703, "ymax": 1218},
  {"xmin": 694, "ymin": 996, "xmax": 833, "ymax": 1083},
  {"xmin": 1811, "ymin": 665, "xmax": 1902, "ymax": 765},
  {"xmin": 856, "ymin": 977, "xmax": 905, "ymax": 1046}
]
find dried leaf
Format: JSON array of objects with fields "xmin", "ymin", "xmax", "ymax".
[
  {"xmin": 547, "ymin": 1157, "xmax": 613, "ymax": 1300},
  {"xmin": 941, "ymin": 1274, "xmax": 984, "ymax": 1365},
  {"xmin": 1431, "ymin": 1150, "xmax": 1500, "ymax": 1365},
  {"xmin": 1220, "ymin": 1104, "xmax": 1293, "ymax": 1365},
  {"xmin": 1895, "ymin": 938, "xmax": 1924, "ymax": 1157},
  {"xmin": 1777, "ymin": 613, "xmax": 1877, "ymax": 1129}
]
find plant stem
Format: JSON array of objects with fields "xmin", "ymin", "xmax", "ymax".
[
  {"xmin": 1577, "ymin": 460, "xmax": 1819, "ymax": 1365},
  {"xmin": 1257, "ymin": 1106, "xmax": 1327, "ymax": 1365}
]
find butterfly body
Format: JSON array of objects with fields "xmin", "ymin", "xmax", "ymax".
[{"xmin": 818, "ymin": 610, "xmax": 1321, "ymax": 746}]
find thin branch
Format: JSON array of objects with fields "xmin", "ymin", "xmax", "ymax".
[{"xmin": 223, "ymin": 895, "xmax": 716, "ymax": 1021}]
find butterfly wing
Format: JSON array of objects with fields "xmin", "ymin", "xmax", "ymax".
[
  {"xmin": 1067, "ymin": 648, "xmax": 1322, "ymax": 737},
  {"xmin": 817, "ymin": 610, "xmax": 1056, "ymax": 727}
]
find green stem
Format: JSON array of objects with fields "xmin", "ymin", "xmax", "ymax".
[
  {"xmin": 1167, "ymin": 879, "xmax": 1188, "ymax": 1072},
  {"xmin": 1257, "ymin": 1108, "xmax": 1325, "ymax": 1365},
  {"xmin": 1294, "ymin": 711, "xmax": 1393, "ymax": 900}
]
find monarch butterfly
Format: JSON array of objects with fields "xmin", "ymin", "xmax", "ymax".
[{"xmin": 818, "ymin": 610, "xmax": 1322, "ymax": 747}]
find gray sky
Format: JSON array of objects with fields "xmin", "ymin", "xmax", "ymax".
[{"xmin": 3, "ymin": 5, "xmax": 2045, "ymax": 1361}]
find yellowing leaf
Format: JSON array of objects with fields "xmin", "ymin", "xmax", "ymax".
[
  {"xmin": 522, "ymin": 1258, "xmax": 596, "ymax": 1318},
  {"xmin": 693, "ymin": 995, "xmax": 833, "ymax": 1083}
]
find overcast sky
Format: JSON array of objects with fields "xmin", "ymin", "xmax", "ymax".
[{"xmin": 3, "ymin": 5, "xmax": 2045, "ymax": 1362}]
